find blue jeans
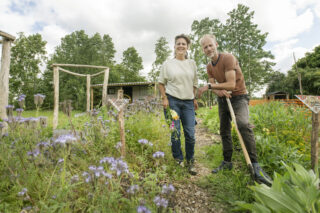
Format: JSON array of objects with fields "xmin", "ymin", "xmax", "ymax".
[
  {"xmin": 165, "ymin": 94, "xmax": 195, "ymax": 161},
  {"xmin": 218, "ymin": 94, "xmax": 257, "ymax": 163}
]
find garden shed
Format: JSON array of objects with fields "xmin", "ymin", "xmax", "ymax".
[
  {"xmin": 265, "ymin": 91, "xmax": 289, "ymax": 100},
  {"xmin": 91, "ymin": 81, "xmax": 157, "ymax": 103}
]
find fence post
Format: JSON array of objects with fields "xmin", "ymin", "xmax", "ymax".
[
  {"xmin": 53, "ymin": 66, "xmax": 59, "ymax": 129},
  {"xmin": 311, "ymin": 112, "xmax": 319, "ymax": 171}
]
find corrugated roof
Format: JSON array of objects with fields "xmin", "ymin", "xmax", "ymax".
[{"xmin": 91, "ymin": 82, "xmax": 156, "ymax": 88}]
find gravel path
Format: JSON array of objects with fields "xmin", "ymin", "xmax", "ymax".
[{"xmin": 172, "ymin": 119, "xmax": 223, "ymax": 213}]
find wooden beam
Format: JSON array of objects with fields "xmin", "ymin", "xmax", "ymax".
[
  {"xmin": 0, "ymin": 31, "xmax": 15, "ymax": 41},
  {"xmin": 102, "ymin": 68, "xmax": 109, "ymax": 106},
  {"xmin": 86, "ymin": 75, "xmax": 91, "ymax": 112},
  {"xmin": 52, "ymin": 64, "xmax": 108, "ymax": 69},
  {"xmin": 58, "ymin": 67, "xmax": 87, "ymax": 77},
  {"xmin": 91, "ymin": 88, "xmax": 94, "ymax": 111},
  {"xmin": 53, "ymin": 66, "xmax": 59, "ymax": 129}
]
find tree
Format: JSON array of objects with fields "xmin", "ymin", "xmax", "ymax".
[
  {"xmin": 9, "ymin": 32, "xmax": 47, "ymax": 109},
  {"xmin": 265, "ymin": 71, "xmax": 287, "ymax": 93},
  {"xmin": 148, "ymin": 37, "xmax": 171, "ymax": 82},
  {"xmin": 41, "ymin": 30, "xmax": 116, "ymax": 110},
  {"xmin": 189, "ymin": 18, "xmax": 223, "ymax": 81},
  {"xmin": 120, "ymin": 47, "xmax": 145, "ymax": 82},
  {"xmin": 223, "ymin": 4, "xmax": 275, "ymax": 95}
]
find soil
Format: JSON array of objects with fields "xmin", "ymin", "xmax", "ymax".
[{"xmin": 172, "ymin": 119, "xmax": 224, "ymax": 213}]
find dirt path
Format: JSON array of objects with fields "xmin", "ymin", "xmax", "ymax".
[{"xmin": 172, "ymin": 119, "xmax": 223, "ymax": 213}]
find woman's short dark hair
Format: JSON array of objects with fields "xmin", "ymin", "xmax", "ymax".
[{"xmin": 175, "ymin": 34, "xmax": 190, "ymax": 46}]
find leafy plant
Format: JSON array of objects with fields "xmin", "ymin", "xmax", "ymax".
[{"xmin": 236, "ymin": 163, "xmax": 320, "ymax": 213}]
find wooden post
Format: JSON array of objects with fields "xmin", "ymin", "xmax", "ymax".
[
  {"xmin": 0, "ymin": 38, "xmax": 13, "ymax": 120},
  {"xmin": 311, "ymin": 112, "xmax": 319, "ymax": 171},
  {"xmin": 86, "ymin": 74, "xmax": 91, "ymax": 112},
  {"xmin": 102, "ymin": 68, "xmax": 109, "ymax": 106},
  {"xmin": 118, "ymin": 89, "xmax": 126, "ymax": 156},
  {"xmin": 53, "ymin": 66, "xmax": 59, "ymax": 129},
  {"xmin": 154, "ymin": 82, "xmax": 157, "ymax": 98},
  {"xmin": 91, "ymin": 87, "xmax": 94, "ymax": 111}
]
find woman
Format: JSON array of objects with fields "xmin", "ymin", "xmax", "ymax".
[{"xmin": 158, "ymin": 34, "xmax": 198, "ymax": 175}]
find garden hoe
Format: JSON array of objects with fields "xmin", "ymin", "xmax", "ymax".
[{"xmin": 225, "ymin": 96, "xmax": 256, "ymax": 183}]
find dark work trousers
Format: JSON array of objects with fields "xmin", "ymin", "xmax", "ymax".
[{"xmin": 217, "ymin": 94, "xmax": 258, "ymax": 163}]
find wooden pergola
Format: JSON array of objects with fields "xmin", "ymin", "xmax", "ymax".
[
  {"xmin": 0, "ymin": 31, "xmax": 15, "ymax": 120},
  {"xmin": 52, "ymin": 64, "xmax": 109, "ymax": 129}
]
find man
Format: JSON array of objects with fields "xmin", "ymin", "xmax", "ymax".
[{"xmin": 197, "ymin": 34, "xmax": 271, "ymax": 185}]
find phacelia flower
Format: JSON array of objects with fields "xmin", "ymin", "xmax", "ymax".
[
  {"xmin": 18, "ymin": 188, "xmax": 28, "ymax": 197},
  {"xmin": 137, "ymin": 205, "xmax": 151, "ymax": 213},
  {"xmin": 153, "ymin": 196, "xmax": 168, "ymax": 208},
  {"xmin": 161, "ymin": 184, "xmax": 175, "ymax": 195},
  {"xmin": 153, "ymin": 151, "xmax": 165, "ymax": 158},
  {"xmin": 127, "ymin": 184, "xmax": 139, "ymax": 194}
]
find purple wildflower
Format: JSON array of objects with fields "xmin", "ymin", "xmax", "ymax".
[
  {"xmin": 127, "ymin": 184, "xmax": 139, "ymax": 194},
  {"xmin": 37, "ymin": 141, "xmax": 50, "ymax": 149},
  {"xmin": 153, "ymin": 196, "xmax": 168, "ymax": 208},
  {"xmin": 115, "ymin": 142, "xmax": 122, "ymax": 150},
  {"xmin": 138, "ymin": 139, "xmax": 153, "ymax": 147},
  {"xmin": 100, "ymin": 156, "xmax": 115, "ymax": 165},
  {"xmin": 34, "ymin": 94, "xmax": 46, "ymax": 106},
  {"xmin": 27, "ymin": 148, "xmax": 40, "ymax": 157},
  {"xmin": 54, "ymin": 134, "xmax": 77, "ymax": 145},
  {"xmin": 110, "ymin": 159, "xmax": 129, "ymax": 176},
  {"xmin": 82, "ymin": 171, "xmax": 92, "ymax": 183},
  {"xmin": 137, "ymin": 205, "xmax": 151, "ymax": 213},
  {"xmin": 89, "ymin": 165, "xmax": 105, "ymax": 177},
  {"xmin": 161, "ymin": 184, "xmax": 175, "ymax": 195},
  {"xmin": 138, "ymin": 139, "xmax": 149, "ymax": 145},
  {"xmin": 58, "ymin": 158, "xmax": 64, "ymax": 163},
  {"xmin": 18, "ymin": 188, "xmax": 28, "ymax": 196},
  {"xmin": 71, "ymin": 175, "xmax": 79, "ymax": 183},
  {"xmin": 153, "ymin": 151, "xmax": 165, "ymax": 158}
]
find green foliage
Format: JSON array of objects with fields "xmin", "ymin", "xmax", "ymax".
[
  {"xmin": 267, "ymin": 45, "xmax": 320, "ymax": 96},
  {"xmin": 189, "ymin": 4, "xmax": 275, "ymax": 95},
  {"xmin": 0, "ymin": 102, "xmax": 183, "ymax": 212},
  {"xmin": 148, "ymin": 37, "xmax": 172, "ymax": 82},
  {"xmin": 236, "ymin": 163, "xmax": 320, "ymax": 213},
  {"xmin": 41, "ymin": 30, "xmax": 117, "ymax": 110},
  {"xmin": 120, "ymin": 47, "xmax": 145, "ymax": 82},
  {"xmin": 197, "ymin": 106, "xmax": 220, "ymax": 134},
  {"xmin": 189, "ymin": 18, "xmax": 223, "ymax": 81},
  {"xmin": 9, "ymin": 32, "xmax": 47, "ymax": 109},
  {"xmin": 223, "ymin": 4, "xmax": 275, "ymax": 95}
]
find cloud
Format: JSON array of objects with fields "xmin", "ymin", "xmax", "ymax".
[
  {"xmin": 249, "ymin": 0, "xmax": 314, "ymax": 42},
  {"xmin": 272, "ymin": 39, "xmax": 308, "ymax": 73},
  {"xmin": 1, "ymin": 0, "xmax": 320, "ymax": 79}
]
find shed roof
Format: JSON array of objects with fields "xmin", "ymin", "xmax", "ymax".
[
  {"xmin": 91, "ymin": 82, "xmax": 155, "ymax": 88},
  {"xmin": 266, "ymin": 91, "xmax": 288, "ymax": 95}
]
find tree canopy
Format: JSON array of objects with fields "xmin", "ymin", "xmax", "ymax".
[
  {"xmin": 189, "ymin": 4, "xmax": 275, "ymax": 95},
  {"xmin": 9, "ymin": 32, "xmax": 47, "ymax": 109}
]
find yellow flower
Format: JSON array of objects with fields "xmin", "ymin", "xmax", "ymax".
[{"xmin": 170, "ymin": 109, "xmax": 179, "ymax": 120}]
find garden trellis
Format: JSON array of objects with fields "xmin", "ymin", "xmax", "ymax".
[
  {"xmin": 52, "ymin": 64, "xmax": 109, "ymax": 129},
  {"xmin": 0, "ymin": 30, "xmax": 15, "ymax": 120}
]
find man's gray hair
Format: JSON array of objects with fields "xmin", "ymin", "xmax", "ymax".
[{"xmin": 199, "ymin": 34, "xmax": 217, "ymax": 45}]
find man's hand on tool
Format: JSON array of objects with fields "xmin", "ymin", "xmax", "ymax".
[{"xmin": 214, "ymin": 90, "xmax": 232, "ymax": 98}]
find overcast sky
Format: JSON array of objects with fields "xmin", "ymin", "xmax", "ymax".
[{"xmin": 1, "ymin": 0, "xmax": 320, "ymax": 89}]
